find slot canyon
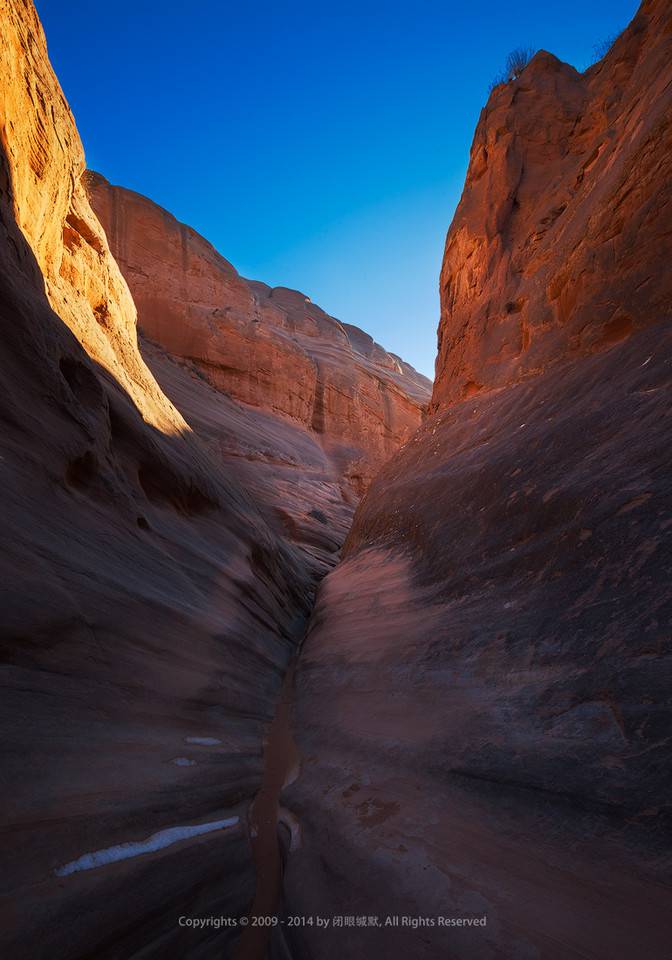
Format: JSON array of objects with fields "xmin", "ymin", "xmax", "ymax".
[{"xmin": 0, "ymin": 1, "xmax": 671, "ymax": 958}]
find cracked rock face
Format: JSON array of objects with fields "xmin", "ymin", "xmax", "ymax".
[{"xmin": 283, "ymin": 2, "xmax": 672, "ymax": 957}]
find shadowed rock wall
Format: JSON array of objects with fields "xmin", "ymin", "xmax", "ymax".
[{"xmin": 283, "ymin": 3, "xmax": 672, "ymax": 957}]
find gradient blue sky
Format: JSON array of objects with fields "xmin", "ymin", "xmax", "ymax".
[{"xmin": 37, "ymin": 0, "xmax": 637, "ymax": 378}]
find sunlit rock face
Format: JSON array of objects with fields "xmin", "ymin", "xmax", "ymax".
[
  {"xmin": 87, "ymin": 174, "xmax": 431, "ymax": 496},
  {"xmin": 0, "ymin": 0, "xmax": 184, "ymax": 435},
  {"xmin": 432, "ymin": 0, "xmax": 672, "ymax": 409},
  {"xmin": 0, "ymin": 1, "xmax": 426, "ymax": 957},
  {"xmin": 283, "ymin": 2, "xmax": 672, "ymax": 957}
]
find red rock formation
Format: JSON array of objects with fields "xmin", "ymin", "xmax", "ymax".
[
  {"xmin": 0, "ymin": 1, "xmax": 184, "ymax": 435},
  {"xmin": 0, "ymin": 2, "xmax": 426, "ymax": 957},
  {"xmin": 283, "ymin": 2, "xmax": 672, "ymax": 957},
  {"xmin": 434, "ymin": 0, "xmax": 672, "ymax": 408},
  {"xmin": 5, "ymin": 0, "xmax": 671, "ymax": 955},
  {"xmin": 86, "ymin": 174, "xmax": 430, "ymax": 495},
  {"xmin": 0, "ymin": 3, "xmax": 318, "ymax": 955}
]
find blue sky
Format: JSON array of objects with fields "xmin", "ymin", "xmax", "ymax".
[{"xmin": 37, "ymin": 0, "xmax": 637, "ymax": 378}]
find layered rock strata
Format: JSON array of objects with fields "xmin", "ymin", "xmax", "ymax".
[{"xmin": 87, "ymin": 173, "xmax": 431, "ymax": 496}]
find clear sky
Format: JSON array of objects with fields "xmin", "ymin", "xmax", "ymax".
[{"xmin": 37, "ymin": 0, "xmax": 637, "ymax": 378}]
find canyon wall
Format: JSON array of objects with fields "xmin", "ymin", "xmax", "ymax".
[
  {"xmin": 433, "ymin": 0, "xmax": 672, "ymax": 407},
  {"xmin": 86, "ymin": 173, "xmax": 430, "ymax": 495},
  {"xmin": 283, "ymin": 2, "xmax": 672, "ymax": 957},
  {"xmin": 0, "ymin": 2, "xmax": 304, "ymax": 956},
  {"xmin": 0, "ymin": 2, "xmax": 426, "ymax": 956}
]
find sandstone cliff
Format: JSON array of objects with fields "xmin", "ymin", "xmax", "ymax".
[
  {"xmin": 434, "ymin": 0, "xmax": 672, "ymax": 408},
  {"xmin": 86, "ymin": 174, "xmax": 430, "ymax": 495},
  {"xmin": 284, "ymin": 3, "xmax": 672, "ymax": 957},
  {"xmin": 0, "ymin": 0, "xmax": 186, "ymax": 435}
]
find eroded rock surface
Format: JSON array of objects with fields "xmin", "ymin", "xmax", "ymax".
[
  {"xmin": 87, "ymin": 174, "xmax": 430, "ymax": 495},
  {"xmin": 284, "ymin": 2, "xmax": 672, "ymax": 957},
  {"xmin": 433, "ymin": 0, "xmax": 672, "ymax": 409},
  {"xmin": 0, "ymin": 2, "xmax": 425, "ymax": 957},
  {"xmin": 0, "ymin": 3, "xmax": 314, "ymax": 956}
]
